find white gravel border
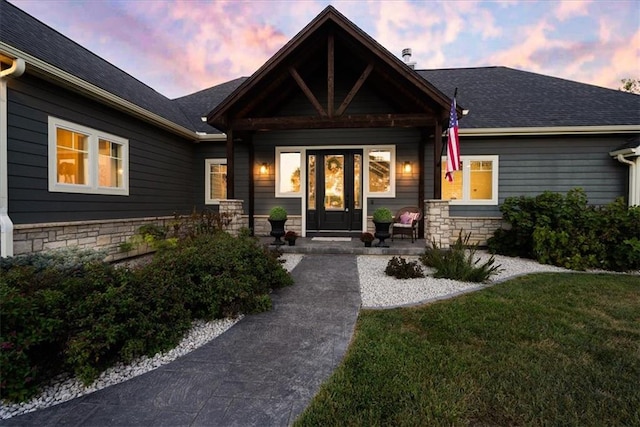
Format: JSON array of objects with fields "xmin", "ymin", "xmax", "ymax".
[
  {"xmin": 0, "ymin": 254, "xmax": 305, "ymax": 420},
  {"xmin": 358, "ymin": 251, "xmax": 572, "ymax": 308}
]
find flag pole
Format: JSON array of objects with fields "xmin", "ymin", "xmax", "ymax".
[{"xmin": 438, "ymin": 88, "xmax": 458, "ymax": 165}]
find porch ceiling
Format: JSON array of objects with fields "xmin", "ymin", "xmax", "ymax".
[{"xmin": 207, "ymin": 6, "xmax": 456, "ymax": 132}]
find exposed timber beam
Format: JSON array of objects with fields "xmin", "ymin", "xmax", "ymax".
[
  {"xmin": 327, "ymin": 33, "xmax": 335, "ymax": 117},
  {"xmin": 231, "ymin": 113, "xmax": 437, "ymax": 131},
  {"xmin": 289, "ymin": 66, "xmax": 327, "ymax": 117},
  {"xmin": 336, "ymin": 62, "xmax": 374, "ymax": 116}
]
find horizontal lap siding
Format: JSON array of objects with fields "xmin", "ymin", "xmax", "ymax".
[
  {"xmin": 7, "ymin": 75, "xmax": 196, "ymax": 224},
  {"xmin": 254, "ymin": 128, "xmax": 421, "ymax": 216},
  {"xmin": 447, "ymin": 135, "xmax": 628, "ymax": 217},
  {"xmin": 252, "ymin": 82, "xmax": 423, "ymax": 217}
]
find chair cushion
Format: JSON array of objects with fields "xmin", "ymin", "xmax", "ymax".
[
  {"xmin": 393, "ymin": 223, "xmax": 413, "ymax": 228},
  {"xmin": 400, "ymin": 212, "xmax": 413, "ymax": 224}
]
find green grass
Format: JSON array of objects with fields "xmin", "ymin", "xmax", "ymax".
[{"xmin": 295, "ymin": 273, "xmax": 640, "ymax": 426}]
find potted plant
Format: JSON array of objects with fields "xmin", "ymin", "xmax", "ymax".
[
  {"xmin": 360, "ymin": 232, "xmax": 374, "ymax": 247},
  {"xmin": 268, "ymin": 206, "xmax": 287, "ymax": 245},
  {"xmin": 372, "ymin": 207, "xmax": 393, "ymax": 247},
  {"xmin": 284, "ymin": 230, "xmax": 298, "ymax": 246}
]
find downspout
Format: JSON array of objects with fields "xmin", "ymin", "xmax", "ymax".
[
  {"xmin": 0, "ymin": 57, "xmax": 25, "ymax": 257},
  {"xmin": 616, "ymin": 154, "xmax": 638, "ymax": 206}
]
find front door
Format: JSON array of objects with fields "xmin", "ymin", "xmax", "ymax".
[{"xmin": 306, "ymin": 150, "xmax": 363, "ymax": 233}]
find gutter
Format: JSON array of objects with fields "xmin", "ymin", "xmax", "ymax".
[
  {"xmin": 614, "ymin": 154, "xmax": 639, "ymax": 206},
  {"xmin": 460, "ymin": 125, "xmax": 639, "ymax": 137},
  {"xmin": 1, "ymin": 56, "xmax": 26, "ymax": 257}
]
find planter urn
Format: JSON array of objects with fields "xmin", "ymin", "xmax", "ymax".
[
  {"xmin": 373, "ymin": 221, "xmax": 392, "ymax": 247},
  {"xmin": 268, "ymin": 219, "xmax": 287, "ymax": 245}
]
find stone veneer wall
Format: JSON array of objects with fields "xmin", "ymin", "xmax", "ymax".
[
  {"xmin": 424, "ymin": 200, "xmax": 451, "ymax": 247},
  {"xmin": 11, "ymin": 200, "xmax": 253, "ymax": 261},
  {"xmin": 253, "ymin": 215, "xmax": 302, "ymax": 236},
  {"xmin": 424, "ymin": 200, "xmax": 506, "ymax": 247},
  {"xmin": 450, "ymin": 216, "xmax": 506, "ymax": 246},
  {"xmin": 218, "ymin": 199, "xmax": 249, "ymax": 236},
  {"xmin": 13, "ymin": 216, "xmax": 175, "ymax": 261}
]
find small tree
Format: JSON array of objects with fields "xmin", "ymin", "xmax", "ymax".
[{"xmin": 620, "ymin": 78, "xmax": 640, "ymax": 94}]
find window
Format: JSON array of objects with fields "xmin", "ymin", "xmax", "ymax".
[
  {"xmin": 205, "ymin": 159, "xmax": 227, "ymax": 204},
  {"xmin": 276, "ymin": 148, "xmax": 301, "ymax": 197},
  {"xmin": 48, "ymin": 117, "xmax": 128, "ymax": 195},
  {"xmin": 441, "ymin": 155, "xmax": 499, "ymax": 205},
  {"xmin": 366, "ymin": 146, "xmax": 395, "ymax": 197}
]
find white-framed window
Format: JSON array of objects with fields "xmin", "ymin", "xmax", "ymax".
[
  {"xmin": 275, "ymin": 148, "xmax": 302, "ymax": 197},
  {"xmin": 365, "ymin": 146, "xmax": 396, "ymax": 197},
  {"xmin": 48, "ymin": 117, "xmax": 129, "ymax": 195},
  {"xmin": 205, "ymin": 159, "xmax": 227, "ymax": 204},
  {"xmin": 441, "ymin": 155, "xmax": 499, "ymax": 205}
]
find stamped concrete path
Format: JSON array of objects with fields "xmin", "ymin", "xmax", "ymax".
[{"xmin": 2, "ymin": 255, "xmax": 361, "ymax": 426}]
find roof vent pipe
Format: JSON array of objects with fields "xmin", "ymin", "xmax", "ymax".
[{"xmin": 401, "ymin": 48, "xmax": 416, "ymax": 69}]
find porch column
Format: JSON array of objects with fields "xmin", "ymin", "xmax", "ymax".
[
  {"xmin": 425, "ymin": 199, "xmax": 450, "ymax": 248},
  {"xmin": 226, "ymin": 129, "xmax": 235, "ymax": 199},
  {"xmin": 219, "ymin": 199, "xmax": 246, "ymax": 236},
  {"xmin": 433, "ymin": 120, "xmax": 442, "ymax": 199}
]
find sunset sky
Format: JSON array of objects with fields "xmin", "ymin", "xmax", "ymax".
[{"xmin": 9, "ymin": 0, "xmax": 640, "ymax": 99}]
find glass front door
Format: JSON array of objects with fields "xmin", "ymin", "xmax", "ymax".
[{"xmin": 306, "ymin": 150, "xmax": 362, "ymax": 232}]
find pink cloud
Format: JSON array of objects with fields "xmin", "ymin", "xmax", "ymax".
[{"xmin": 554, "ymin": 0, "xmax": 592, "ymax": 21}]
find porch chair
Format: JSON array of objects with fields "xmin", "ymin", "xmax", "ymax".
[{"xmin": 391, "ymin": 206, "xmax": 422, "ymax": 243}]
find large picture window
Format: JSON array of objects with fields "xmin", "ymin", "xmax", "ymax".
[
  {"xmin": 205, "ymin": 159, "xmax": 227, "ymax": 204},
  {"xmin": 441, "ymin": 155, "xmax": 499, "ymax": 205},
  {"xmin": 48, "ymin": 117, "xmax": 128, "ymax": 195},
  {"xmin": 276, "ymin": 148, "xmax": 301, "ymax": 197}
]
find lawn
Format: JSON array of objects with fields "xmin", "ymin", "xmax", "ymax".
[{"xmin": 295, "ymin": 273, "xmax": 640, "ymax": 426}]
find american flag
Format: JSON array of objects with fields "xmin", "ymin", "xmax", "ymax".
[{"xmin": 445, "ymin": 95, "xmax": 461, "ymax": 182}]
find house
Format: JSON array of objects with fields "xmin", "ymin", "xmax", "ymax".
[{"xmin": 1, "ymin": 1, "xmax": 638, "ymax": 258}]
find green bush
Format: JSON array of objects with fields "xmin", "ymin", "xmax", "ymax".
[
  {"xmin": 384, "ymin": 256, "xmax": 424, "ymax": 279},
  {"xmin": 422, "ymin": 231, "xmax": 502, "ymax": 283},
  {"xmin": 0, "ymin": 250, "xmax": 106, "ymax": 401},
  {"xmin": 372, "ymin": 207, "xmax": 393, "ymax": 222},
  {"xmin": 269, "ymin": 206, "xmax": 287, "ymax": 221},
  {"xmin": 0, "ymin": 233, "xmax": 293, "ymax": 403},
  {"xmin": 488, "ymin": 189, "xmax": 640, "ymax": 271}
]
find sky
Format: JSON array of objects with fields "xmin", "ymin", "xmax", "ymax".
[{"xmin": 9, "ymin": 0, "xmax": 640, "ymax": 99}]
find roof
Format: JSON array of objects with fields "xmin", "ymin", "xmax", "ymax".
[
  {"xmin": 206, "ymin": 6, "xmax": 454, "ymax": 132},
  {"xmin": 0, "ymin": 0, "xmax": 194, "ymax": 131},
  {"xmin": 419, "ymin": 67, "xmax": 640, "ymax": 129},
  {"xmin": 2, "ymin": 0, "xmax": 638, "ymax": 136},
  {"xmin": 173, "ymin": 78, "xmax": 247, "ymax": 133}
]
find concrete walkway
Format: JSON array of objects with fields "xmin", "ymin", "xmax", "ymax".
[{"xmin": 1, "ymin": 255, "xmax": 361, "ymax": 426}]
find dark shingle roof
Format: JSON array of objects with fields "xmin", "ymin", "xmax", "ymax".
[
  {"xmin": 0, "ymin": 0, "xmax": 194, "ymax": 131},
  {"xmin": 2, "ymin": 1, "xmax": 637, "ymax": 134},
  {"xmin": 419, "ymin": 67, "xmax": 640, "ymax": 129},
  {"xmin": 173, "ymin": 78, "xmax": 248, "ymax": 133}
]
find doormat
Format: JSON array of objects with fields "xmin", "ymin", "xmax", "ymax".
[{"xmin": 311, "ymin": 237, "xmax": 352, "ymax": 242}]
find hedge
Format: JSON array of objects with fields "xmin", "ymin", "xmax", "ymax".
[{"xmin": 0, "ymin": 232, "xmax": 293, "ymax": 402}]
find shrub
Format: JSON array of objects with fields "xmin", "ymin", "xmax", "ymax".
[
  {"xmin": 269, "ymin": 206, "xmax": 287, "ymax": 221},
  {"xmin": 0, "ymin": 233, "xmax": 294, "ymax": 403},
  {"xmin": 385, "ymin": 256, "xmax": 424, "ymax": 279},
  {"xmin": 422, "ymin": 231, "xmax": 502, "ymax": 283},
  {"xmin": 284, "ymin": 231, "xmax": 297, "ymax": 242},
  {"xmin": 372, "ymin": 207, "xmax": 393, "ymax": 222},
  {"xmin": 488, "ymin": 189, "xmax": 640, "ymax": 271},
  {"xmin": 0, "ymin": 249, "xmax": 107, "ymax": 401},
  {"xmin": 360, "ymin": 232, "xmax": 374, "ymax": 243},
  {"xmin": 170, "ymin": 209, "xmax": 231, "ymax": 240}
]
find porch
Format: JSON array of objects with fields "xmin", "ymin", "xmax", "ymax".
[{"xmin": 259, "ymin": 236, "xmax": 427, "ymax": 255}]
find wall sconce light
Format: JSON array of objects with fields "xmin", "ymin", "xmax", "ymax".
[
  {"xmin": 259, "ymin": 162, "xmax": 269, "ymax": 175},
  {"xmin": 403, "ymin": 161, "xmax": 412, "ymax": 174}
]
